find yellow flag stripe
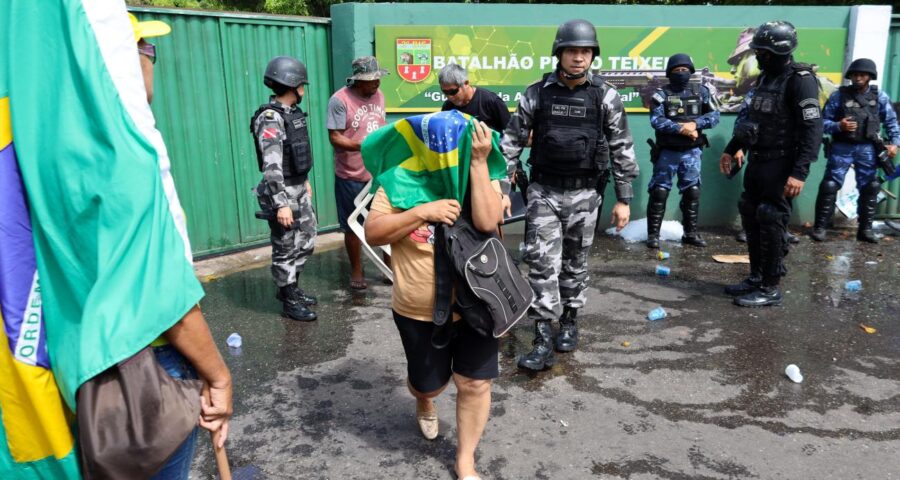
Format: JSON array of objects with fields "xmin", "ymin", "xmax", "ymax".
[
  {"xmin": 394, "ymin": 120, "xmax": 460, "ymax": 173},
  {"xmin": 628, "ymin": 27, "xmax": 671, "ymax": 59},
  {"xmin": 0, "ymin": 97, "xmax": 12, "ymax": 149},
  {"xmin": 0, "ymin": 314, "xmax": 75, "ymax": 462}
]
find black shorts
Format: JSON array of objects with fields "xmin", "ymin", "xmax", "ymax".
[{"xmin": 392, "ymin": 311, "xmax": 499, "ymax": 394}]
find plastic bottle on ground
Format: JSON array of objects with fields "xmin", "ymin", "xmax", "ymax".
[
  {"xmin": 844, "ymin": 280, "xmax": 862, "ymax": 292},
  {"xmin": 655, "ymin": 265, "xmax": 670, "ymax": 277},
  {"xmin": 647, "ymin": 307, "xmax": 667, "ymax": 321},
  {"xmin": 226, "ymin": 332, "xmax": 242, "ymax": 348}
]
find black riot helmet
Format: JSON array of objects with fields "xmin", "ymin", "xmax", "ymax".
[
  {"xmin": 749, "ymin": 21, "xmax": 798, "ymax": 55},
  {"xmin": 264, "ymin": 56, "xmax": 309, "ymax": 90},
  {"xmin": 665, "ymin": 53, "xmax": 695, "ymax": 77},
  {"xmin": 845, "ymin": 58, "xmax": 878, "ymax": 80},
  {"xmin": 552, "ymin": 19, "xmax": 600, "ymax": 59}
]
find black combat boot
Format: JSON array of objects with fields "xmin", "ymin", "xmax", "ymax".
[
  {"xmin": 733, "ymin": 285, "xmax": 783, "ymax": 307},
  {"xmin": 276, "ymin": 283, "xmax": 317, "ymax": 306},
  {"xmin": 517, "ymin": 320, "xmax": 556, "ymax": 371},
  {"xmin": 735, "ymin": 230, "xmax": 747, "ymax": 243},
  {"xmin": 555, "ymin": 307, "xmax": 579, "ymax": 353},
  {"xmin": 680, "ymin": 186, "xmax": 706, "ymax": 247},
  {"xmin": 811, "ymin": 180, "xmax": 839, "ymax": 242},
  {"xmin": 646, "ymin": 187, "xmax": 669, "ymax": 249},
  {"xmin": 278, "ymin": 286, "xmax": 317, "ymax": 321},
  {"xmin": 724, "ymin": 274, "xmax": 762, "ymax": 296},
  {"xmin": 857, "ymin": 180, "xmax": 881, "ymax": 244}
]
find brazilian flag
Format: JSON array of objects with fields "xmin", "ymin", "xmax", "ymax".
[{"xmin": 361, "ymin": 110, "xmax": 508, "ymax": 209}]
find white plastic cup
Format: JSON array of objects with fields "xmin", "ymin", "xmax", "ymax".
[
  {"xmin": 785, "ymin": 364, "xmax": 803, "ymax": 383},
  {"xmin": 226, "ymin": 332, "xmax": 242, "ymax": 348}
]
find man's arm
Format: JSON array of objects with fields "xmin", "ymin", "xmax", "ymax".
[
  {"xmin": 325, "ymin": 95, "xmax": 355, "ymax": 151},
  {"xmin": 492, "ymin": 93, "xmax": 512, "ymax": 132},
  {"xmin": 788, "ymin": 72, "xmax": 824, "ymax": 181},
  {"xmin": 879, "ymin": 91, "xmax": 900, "ymax": 146},
  {"xmin": 328, "ymin": 130, "xmax": 360, "ymax": 151},
  {"xmin": 164, "ymin": 305, "xmax": 232, "ymax": 447},
  {"xmin": 822, "ymin": 90, "xmax": 842, "ymax": 136},
  {"xmin": 499, "ymin": 84, "xmax": 539, "ymax": 194},
  {"xmin": 602, "ymin": 86, "xmax": 639, "ymax": 202},
  {"xmin": 724, "ymin": 93, "xmax": 753, "ymax": 156},
  {"xmin": 255, "ymin": 112, "xmax": 289, "ymax": 209},
  {"xmin": 696, "ymin": 87, "xmax": 720, "ymax": 130}
]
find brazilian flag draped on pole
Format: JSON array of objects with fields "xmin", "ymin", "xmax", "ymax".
[
  {"xmin": 361, "ymin": 110, "xmax": 508, "ymax": 209},
  {"xmin": 0, "ymin": 1, "xmax": 204, "ymax": 477}
]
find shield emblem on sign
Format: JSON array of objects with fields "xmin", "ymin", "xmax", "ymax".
[{"xmin": 396, "ymin": 38, "xmax": 432, "ymax": 83}]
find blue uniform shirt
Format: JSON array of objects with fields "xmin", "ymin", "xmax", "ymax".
[
  {"xmin": 823, "ymin": 86, "xmax": 900, "ymax": 146},
  {"xmin": 650, "ymin": 85, "xmax": 720, "ymax": 135}
]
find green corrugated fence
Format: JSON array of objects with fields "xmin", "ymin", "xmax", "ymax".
[{"xmin": 130, "ymin": 7, "xmax": 335, "ymax": 256}]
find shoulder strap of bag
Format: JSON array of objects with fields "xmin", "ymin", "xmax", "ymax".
[{"xmin": 431, "ymin": 224, "xmax": 454, "ymax": 349}]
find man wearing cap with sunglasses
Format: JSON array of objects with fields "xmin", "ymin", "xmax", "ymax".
[
  {"xmin": 327, "ymin": 56, "xmax": 390, "ymax": 290},
  {"xmin": 129, "ymin": 13, "xmax": 170, "ymax": 104}
]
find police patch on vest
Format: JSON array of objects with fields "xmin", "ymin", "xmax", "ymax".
[
  {"xmin": 551, "ymin": 104, "xmax": 569, "ymax": 116},
  {"xmin": 802, "ymin": 107, "xmax": 820, "ymax": 120},
  {"xmin": 291, "ymin": 117, "xmax": 307, "ymax": 129},
  {"xmin": 568, "ymin": 106, "xmax": 586, "ymax": 118}
]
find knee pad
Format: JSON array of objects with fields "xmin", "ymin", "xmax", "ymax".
[
  {"xmin": 738, "ymin": 197, "xmax": 756, "ymax": 217},
  {"xmin": 756, "ymin": 203, "xmax": 780, "ymax": 225},
  {"xmin": 860, "ymin": 180, "xmax": 881, "ymax": 196},
  {"xmin": 820, "ymin": 179, "xmax": 841, "ymax": 194},
  {"xmin": 681, "ymin": 185, "xmax": 700, "ymax": 201},
  {"xmin": 649, "ymin": 187, "xmax": 670, "ymax": 202}
]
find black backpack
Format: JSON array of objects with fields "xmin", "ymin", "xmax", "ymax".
[{"xmin": 432, "ymin": 204, "xmax": 533, "ymax": 348}]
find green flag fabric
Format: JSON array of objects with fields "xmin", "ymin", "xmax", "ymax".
[{"xmin": 0, "ymin": 0, "xmax": 204, "ymax": 414}]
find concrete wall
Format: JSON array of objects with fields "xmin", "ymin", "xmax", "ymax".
[{"xmin": 331, "ymin": 3, "xmax": 858, "ymax": 227}]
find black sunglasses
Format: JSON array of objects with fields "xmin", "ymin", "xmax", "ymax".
[
  {"xmin": 441, "ymin": 86, "xmax": 460, "ymax": 96},
  {"xmin": 138, "ymin": 42, "xmax": 157, "ymax": 64}
]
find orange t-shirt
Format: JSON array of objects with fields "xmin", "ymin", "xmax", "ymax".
[{"xmin": 370, "ymin": 184, "xmax": 500, "ymax": 321}]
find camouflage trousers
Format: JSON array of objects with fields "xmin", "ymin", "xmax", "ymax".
[
  {"xmin": 522, "ymin": 182, "xmax": 601, "ymax": 322},
  {"xmin": 257, "ymin": 182, "xmax": 317, "ymax": 288}
]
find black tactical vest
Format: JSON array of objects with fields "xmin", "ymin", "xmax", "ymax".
[
  {"xmin": 833, "ymin": 85, "xmax": 880, "ymax": 144},
  {"xmin": 250, "ymin": 103, "xmax": 312, "ymax": 179},
  {"xmin": 749, "ymin": 64, "xmax": 814, "ymax": 152},
  {"xmin": 655, "ymin": 84, "xmax": 706, "ymax": 150},
  {"xmin": 529, "ymin": 74, "xmax": 610, "ymax": 176}
]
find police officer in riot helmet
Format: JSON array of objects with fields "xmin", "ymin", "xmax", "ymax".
[
  {"xmin": 810, "ymin": 58, "xmax": 900, "ymax": 243},
  {"xmin": 251, "ymin": 56, "xmax": 319, "ymax": 321},
  {"xmin": 502, "ymin": 19, "xmax": 639, "ymax": 371},
  {"xmin": 646, "ymin": 53, "xmax": 720, "ymax": 249},
  {"xmin": 720, "ymin": 21, "xmax": 824, "ymax": 308}
]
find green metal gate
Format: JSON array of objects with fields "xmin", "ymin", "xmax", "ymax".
[
  {"xmin": 130, "ymin": 8, "xmax": 335, "ymax": 256},
  {"xmin": 880, "ymin": 13, "xmax": 900, "ymax": 219}
]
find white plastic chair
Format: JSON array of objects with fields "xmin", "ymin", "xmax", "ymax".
[{"xmin": 346, "ymin": 179, "xmax": 393, "ymax": 283}]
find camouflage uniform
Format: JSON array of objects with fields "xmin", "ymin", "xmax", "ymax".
[
  {"xmin": 502, "ymin": 72, "xmax": 639, "ymax": 325},
  {"xmin": 253, "ymin": 99, "xmax": 317, "ymax": 288}
]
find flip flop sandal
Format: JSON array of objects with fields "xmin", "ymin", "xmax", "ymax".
[{"xmin": 349, "ymin": 278, "xmax": 368, "ymax": 290}]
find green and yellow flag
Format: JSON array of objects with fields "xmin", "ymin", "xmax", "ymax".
[
  {"xmin": 361, "ymin": 110, "xmax": 507, "ymax": 209},
  {"xmin": 1, "ymin": 2, "xmax": 204, "ymax": 477}
]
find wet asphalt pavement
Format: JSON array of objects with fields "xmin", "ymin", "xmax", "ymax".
[{"xmin": 190, "ymin": 228, "xmax": 900, "ymax": 480}]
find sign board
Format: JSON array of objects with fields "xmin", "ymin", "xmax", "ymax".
[{"xmin": 374, "ymin": 25, "xmax": 847, "ymax": 112}]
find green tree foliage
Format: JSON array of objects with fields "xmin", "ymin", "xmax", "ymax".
[{"xmin": 127, "ymin": 0, "xmax": 893, "ymax": 19}]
